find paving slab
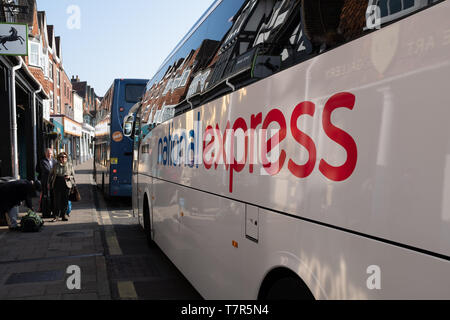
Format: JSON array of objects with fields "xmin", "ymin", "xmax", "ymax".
[{"xmin": 0, "ymin": 160, "xmax": 111, "ymax": 300}]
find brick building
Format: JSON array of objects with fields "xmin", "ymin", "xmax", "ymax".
[
  {"xmin": 23, "ymin": 4, "xmax": 81, "ymax": 162},
  {"xmin": 0, "ymin": 0, "xmax": 49, "ymax": 179}
]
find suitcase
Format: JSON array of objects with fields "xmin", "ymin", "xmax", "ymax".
[{"xmin": 41, "ymin": 192, "xmax": 53, "ymax": 219}]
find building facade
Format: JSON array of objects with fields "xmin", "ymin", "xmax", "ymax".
[{"xmin": 0, "ymin": 0, "xmax": 49, "ymax": 180}]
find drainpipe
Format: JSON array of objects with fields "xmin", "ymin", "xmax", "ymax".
[
  {"xmin": 33, "ymin": 85, "xmax": 43, "ymax": 174},
  {"xmin": 187, "ymin": 97, "xmax": 194, "ymax": 110},
  {"xmin": 226, "ymin": 78, "xmax": 236, "ymax": 92},
  {"xmin": 10, "ymin": 58, "xmax": 23, "ymax": 180}
]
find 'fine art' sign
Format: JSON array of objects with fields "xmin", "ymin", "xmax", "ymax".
[{"xmin": 0, "ymin": 23, "xmax": 28, "ymax": 56}]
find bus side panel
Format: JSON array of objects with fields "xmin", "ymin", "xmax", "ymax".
[
  {"xmin": 150, "ymin": 178, "xmax": 450, "ymax": 300},
  {"xmin": 242, "ymin": 209, "xmax": 450, "ymax": 300},
  {"xmin": 149, "ymin": 2, "xmax": 450, "ymax": 258},
  {"xmin": 138, "ymin": 1, "xmax": 450, "ymax": 299},
  {"xmin": 152, "ymin": 179, "xmax": 246, "ymax": 299}
]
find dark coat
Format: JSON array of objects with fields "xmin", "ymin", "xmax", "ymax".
[
  {"xmin": 37, "ymin": 158, "xmax": 57, "ymax": 187},
  {"xmin": 0, "ymin": 180, "xmax": 35, "ymax": 213}
]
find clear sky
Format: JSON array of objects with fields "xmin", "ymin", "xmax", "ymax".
[{"xmin": 37, "ymin": 0, "xmax": 215, "ymax": 97}]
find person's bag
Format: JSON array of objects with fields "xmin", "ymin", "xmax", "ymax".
[
  {"xmin": 21, "ymin": 210, "xmax": 44, "ymax": 233},
  {"xmin": 69, "ymin": 186, "xmax": 81, "ymax": 202},
  {"xmin": 67, "ymin": 201, "xmax": 72, "ymax": 216}
]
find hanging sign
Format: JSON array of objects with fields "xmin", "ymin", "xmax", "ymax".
[{"xmin": 0, "ymin": 23, "xmax": 28, "ymax": 56}]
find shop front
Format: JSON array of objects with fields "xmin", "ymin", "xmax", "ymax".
[
  {"xmin": 63, "ymin": 117, "xmax": 82, "ymax": 165},
  {"xmin": 0, "ymin": 55, "xmax": 49, "ymax": 180}
]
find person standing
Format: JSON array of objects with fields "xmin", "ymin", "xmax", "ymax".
[
  {"xmin": 0, "ymin": 180, "xmax": 42, "ymax": 231},
  {"xmin": 48, "ymin": 152, "xmax": 76, "ymax": 222},
  {"xmin": 36, "ymin": 148, "xmax": 57, "ymax": 214}
]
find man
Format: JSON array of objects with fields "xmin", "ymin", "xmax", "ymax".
[
  {"xmin": 0, "ymin": 180, "xmax": 42, "ymax": 231},
  {"xmin": 36, "ymin": 148, "xmax": 57, "ymax": 214}
]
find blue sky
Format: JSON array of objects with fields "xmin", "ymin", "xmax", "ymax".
[{"xmin": 37, "ymin": 0, "xmax": 214, "ymax": 96}]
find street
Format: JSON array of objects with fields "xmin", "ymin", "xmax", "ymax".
[{"xmin": 0, "ymin": 160, "xmax": 202, "ymax": 300}]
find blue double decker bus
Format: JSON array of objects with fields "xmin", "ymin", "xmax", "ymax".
[{"xmin": 94, "ymin": 79, "xmax": 148, "ymax": 198}]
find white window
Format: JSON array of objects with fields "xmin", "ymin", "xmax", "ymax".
[
  {"xmin": 50, "ymin": 92, "xmax": 54, "ymax": 113},
  {"xmin": 49, "ymin": 61, "xmax": 53, "ymax": 80},
  {"xmin": 374, "ymin": 0, "xmax": 432, "ymax": 25},
  {"xmin": 172, "ymin": 76, "xmax": 182, "ymax": 91},
  {"xmin": 57, "ymin": 96, "xmax": 61, "ymax": 114},
  {"xmin": 40, "ymin": 54, "xmax": 45, "ymax": 71},
  {"xmin": 43, "ymin": 54, "xmax": 48, "ymax": 77},
  {"xmin": 163, "ymin": 79, "xmax": 174, "ymax": 96},
  {"xmin": 29, "ymin": 42, "xmax": 40, "ymax": 67},
  {"xmin": 180, "ymin": 69, "xmax": 191, "ymax": 87},
  {"xmin": 56, "ymin": 69, "xmax": 60, "ymax": 88}
]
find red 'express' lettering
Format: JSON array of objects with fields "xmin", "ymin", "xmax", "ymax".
[
  {"xmin": 288, "ymin": 101, "xmax": 317, "ymax": 179},
  {"xmin": 319, "ymin": 93, "xmax": 358, "ymax": 182},
  {"xmin": 197, "ymin": 92, "xmax": 358, "ymax": 193}
]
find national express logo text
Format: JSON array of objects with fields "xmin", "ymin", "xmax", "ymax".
[{"xmin": 158, "ymin": 92, "xmax": 358, "ymax": 193}]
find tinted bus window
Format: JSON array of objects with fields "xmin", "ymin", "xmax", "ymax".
[
  {"xmin": 145, "ymin": 0, "xmax": 245, "ymax": 92},
  {"xmin": 126, "ymin": 84, "xmax": 146, "ymax": 103}
]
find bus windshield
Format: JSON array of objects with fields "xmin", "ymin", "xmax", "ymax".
[{"xmin": 125, "ymin": 84, "xmax": 146, "ymax": 103}]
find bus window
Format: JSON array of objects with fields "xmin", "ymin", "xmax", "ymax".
[
  {"xmin": 125, "ymin": 84, "xmax": 146, "ymax": 103},
  {"xmin": 373, "ymin": 0, "xmax": 441, "ymax": 26},
  {"xmin": 302, "ymin": 0, "xmax": 441, "ymax": 53}
]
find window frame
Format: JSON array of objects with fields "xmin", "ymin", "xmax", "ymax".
[{"xmin": 28, "ymin": 41, "xmax": 40, "ymax": 67}]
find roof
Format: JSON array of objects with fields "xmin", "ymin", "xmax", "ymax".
[
  {"xmin": 55, "ymin": 36, "xmax": 61, "ymax": 59},
  {"xmin": 47, "ymin": 25, "xmax": 54, "ymax": 48},
  {"xmin": 72, "ymin": 81, "xmax": 87, "ymax": 97}
]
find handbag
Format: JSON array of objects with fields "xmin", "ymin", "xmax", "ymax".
[{"xmin": 69, "ymin": 185, "xmax": 81, "ymax": 202}]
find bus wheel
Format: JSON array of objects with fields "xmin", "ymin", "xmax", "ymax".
[
  {"xmin": 258, "ymin": 268, "xmax": 315, "ymax": 301},
  {"xmin": 143, "ymin": 196, "xmax": 154, "ymax": 247}
]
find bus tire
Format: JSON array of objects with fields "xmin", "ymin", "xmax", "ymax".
[
  {"xmin": 258, "ymin": 268, "xmax": 315, "ymax": 301},
  {"xmin": 143, "ymin": 195, "xmax": 154, "ymax": 247}
]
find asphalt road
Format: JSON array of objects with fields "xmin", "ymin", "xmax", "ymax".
[{"xmin": 93, "ymin": 185, "xmax": 202, "ymax": 300}]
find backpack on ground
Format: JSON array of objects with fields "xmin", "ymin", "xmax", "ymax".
[{"xmin": 21, "ymin": 210, "xmax": 44, "ymax": 232}]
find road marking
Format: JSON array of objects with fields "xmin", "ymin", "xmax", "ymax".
[
  {"xmin": 90, "ymin": 176, "xmax": 123, "ymax": 256},
  {"xmin": 117, "ymin": 281, "xmax": 138, "ymax": 300},
  {"xmin": 105, "ymin": 227, "xmax": 123, "ymax": 256},
  {"xmin": 112, "ymin": 214, "xmax": 133, "ymax": 219}
]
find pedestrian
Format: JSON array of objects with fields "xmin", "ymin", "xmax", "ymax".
[
  {"xmin": 48, "ymin": 152, "xmax": 76, "ymax": 222},
  {"xmin": 0, "ymin": 179, "xmax": 42, "ymax": 231},
  {"xmin": 36, "ymin": 148, "xmax": 57, "ymax": 214}
]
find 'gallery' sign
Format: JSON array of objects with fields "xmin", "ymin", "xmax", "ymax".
[{"xmin": 0, "ymin": 23, "xmax": 28, "ymax": 56}]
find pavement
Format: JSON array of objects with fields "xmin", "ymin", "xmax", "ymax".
[{"xmin": 0, "ymin": 160, "xmax": 111, "ymax": 300}]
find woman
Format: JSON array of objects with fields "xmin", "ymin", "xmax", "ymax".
[{"xmin": 48, "ymin": 152, "xmax": 76, "ymax": 222}]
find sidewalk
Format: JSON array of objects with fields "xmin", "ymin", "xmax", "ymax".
[{"xmin": 0, "ymin": 160, "xmax": 111, "ymax": 300}]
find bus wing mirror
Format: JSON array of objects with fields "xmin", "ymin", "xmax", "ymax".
[{"xmin": 123, "ymin": 115, "xmax": 134, "ymax": 137}]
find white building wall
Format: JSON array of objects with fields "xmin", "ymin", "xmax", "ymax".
[{"xmin": 73, "ymin": 93, "xmax": 83, "ymax": 124}]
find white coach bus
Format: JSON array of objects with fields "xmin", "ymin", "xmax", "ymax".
[{"xmin": 124, "ymin": 0, "xmax": 450, "ymax": 299}]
